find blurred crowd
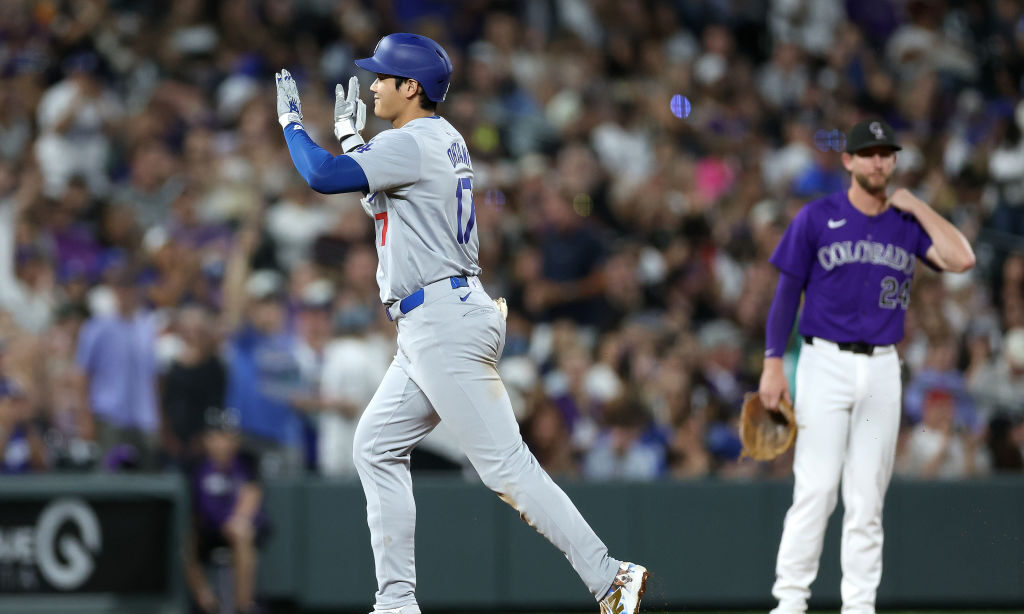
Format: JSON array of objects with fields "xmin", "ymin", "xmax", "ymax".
[{"xmin": 1, "ymin": 0, "xmax": 1023, "ymax": 484}]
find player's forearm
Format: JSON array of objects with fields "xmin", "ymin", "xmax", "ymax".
[
  {"xmin": 920, "ymin": 446, "xmax": 948, "ymax": 478},
  {"xmin": 26, "ymin": 428, "xmax": 47, "ymax": 470},
  {"xmin": 283, "ymin": 125, "xmax": 369, "ymax": 194},
  {"xmin": 232, "ymin": 483, "xmax": 262, "ymax": 521},
  {"xmin": 964, "ymin": 438, "xmax": 978, "ymax": 476},
  {"xmin": 554, "ymin": 271, "xmax": 606, "ymax": 303},
  {"xmin": 901, "ymin": 194, "xmax": 976, "ymax": 272},
  {"xmin": 319, "ymin": 397, "xmax": 360, "ymax": 418},
  {"xmin": 765, "ymin": 271, "xmax": 803, "ymax": 358},
  {"xmin": 220, "ymin": 245, "xmax": 250, "ymax": 332},
  {"xmin": 53, "ymin": 108, "xmax": 77, "ymax": 134},
  {"xmin": 73, "ymin": 372, "xmax": 96, "ymax": 440},
  {"xmin": 0, "ymin": 204, "xmax": 17, "ymax": 286}
]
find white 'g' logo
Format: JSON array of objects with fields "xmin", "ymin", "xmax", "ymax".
[
  {"xmin": 869, "ymin": 121, "xmax": 885, "ymax": 140},
  {"xmin": 34, "ymin": 498, "xmax": 102, "ymax": 590}
]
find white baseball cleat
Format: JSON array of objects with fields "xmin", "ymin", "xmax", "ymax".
[{"xmin": 599, "ymin": 562, "xmax": 648, "ymax": 614}]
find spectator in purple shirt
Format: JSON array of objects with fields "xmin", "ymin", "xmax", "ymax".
[{"xmin": 185, "ymin": 407, "xmax": 266, "ymax": 614}]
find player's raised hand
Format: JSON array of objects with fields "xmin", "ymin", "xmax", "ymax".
[
  {"xmin": 334, "ymin": 76, "xmax": 367, "ymax": 152},
  {"xmin": 276, "ymin": 69, "xmax": 303, "ymax": 128},
  {"xmin": 887, "ymin": 188, "xmax": 921, "ymax": 213},
  {"xmin": 759, "ymin": 357, "xmax": 792, "ymax": 411}
]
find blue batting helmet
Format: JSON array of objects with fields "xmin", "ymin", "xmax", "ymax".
[{"xmin": 354, "ymin": 33, "xmax": 453, "ymax": 102}]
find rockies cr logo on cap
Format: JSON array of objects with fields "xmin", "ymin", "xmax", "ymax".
[{"xmin": 847, "ymin": 118, "xmax": 900, "ymax": 153}]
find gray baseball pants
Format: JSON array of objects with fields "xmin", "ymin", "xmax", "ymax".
[{"xmin": 353, "ymin": 279, "xmax": 620, "ymax": 611}]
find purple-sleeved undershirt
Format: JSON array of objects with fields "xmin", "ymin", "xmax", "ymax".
[{"xmin": 765, "ymin": 270, "xmax": 802, "ymax": 359}]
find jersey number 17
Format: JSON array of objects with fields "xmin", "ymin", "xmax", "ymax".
[
  {"xmin": 455, "ymin": 177, "xmax": 475, "ymax": 244},
  {"xmin": 372, "ymin": 178, "xmax": 475, "ymax": 247}
]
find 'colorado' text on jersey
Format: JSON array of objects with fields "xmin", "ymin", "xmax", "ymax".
[
  {"xmin": 349, "ymin": 116, "xmax": 481, "ymax": 303},
  {"xmin": 770, "ymin": 191, "xmax": 934, "ymax": 345}
]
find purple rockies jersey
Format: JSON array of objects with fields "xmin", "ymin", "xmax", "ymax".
[
  {"xmin": 770, "ymin": 191, "xmax": 934, "ymax": 345},
  {"xmin": 191, "ymin": 452, "xmax": 262, "ymax": 531}
]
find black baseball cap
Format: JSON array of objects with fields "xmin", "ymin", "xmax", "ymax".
[{"xmin": 845, "ymin": 119, "xmax": 901, "ymax": 154}]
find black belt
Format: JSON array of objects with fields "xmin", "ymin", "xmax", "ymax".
[{"xmin": 803, "ymin": 335, "xmax": 878, "ymax": 355}]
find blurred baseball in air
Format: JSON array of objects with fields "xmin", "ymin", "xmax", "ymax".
[
  {"xmin": 830, "ymin": 129, "xmax": 846, "ymax": 152},
  {"xmin": 670, "ymin": 94, "xmax": 691, "ymax": 119},
  {"xmin": 814, "ymin": 129, "xmax": 830, "ymax": 152},
  {"xmin": 814, "ymin": 129, "xmax": 847, "ymax": 153}
]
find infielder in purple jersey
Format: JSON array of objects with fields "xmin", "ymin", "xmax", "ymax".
[
  {"xmin": 274, "ymin": 34, "xmax": 647, "ymax": 614},
  {"xmin": 759, "ymin": 119, "xmax": 975, "ymax": 614}
]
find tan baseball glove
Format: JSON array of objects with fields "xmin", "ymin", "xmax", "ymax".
[{"xmin": 739, "ymin": 392, "xmax": 796, "ymax": 461}]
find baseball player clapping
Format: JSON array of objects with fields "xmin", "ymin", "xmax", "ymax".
[{"xmin": 276, "ymin": 33, "xmax": 647, "ymax": 614}]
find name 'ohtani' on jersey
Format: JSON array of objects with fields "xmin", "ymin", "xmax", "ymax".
[
  {"xmin": 447, "ymin": 142, "xmax": 472, "ymax": 169},
  {"xmin": 817, "ymin": 240, "xmax": 916, "ymax": 275}
]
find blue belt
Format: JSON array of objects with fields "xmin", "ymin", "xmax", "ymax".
[{"xmin": 386, "ymin": 276, "xmax": 469, "ymax": 322}]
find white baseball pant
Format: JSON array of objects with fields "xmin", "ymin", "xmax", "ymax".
[
  {"xmin": 772, "ymin": 338, "xmax": 901, "ymax": 614},
  {"xmin": 353, "ymin": 278, "xmax": 620, "ymax": 611}
]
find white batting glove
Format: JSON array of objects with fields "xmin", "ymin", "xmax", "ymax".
[
  {"xmin": 493, "ymin": 297, "xmax": 508, "ymax": 320},
  {"xmin": 334, "ymin": 76, "xmax": 366, "ymax": 153},
  {"xmin": 276, "ymin": 69, "xmax": 303, "ymax": 128}
]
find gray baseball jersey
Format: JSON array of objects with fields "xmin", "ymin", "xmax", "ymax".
[
  {"xmin": 344, "ymin": 117, "xmax": 620, "ymax": 610},
  {"xmin": 348, "ymin": 116, "xmax": 482, "ymax": 304},
  {"xmin": 279, "ymin": 63, "xmax": 629, "ymax": 611}
]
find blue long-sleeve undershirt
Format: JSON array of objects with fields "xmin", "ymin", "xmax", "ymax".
[
  {"xmin": 765, "ymin": 270, "xmax": 803, "ymax": 359},
  {"xmin": 282, "ymin": 122, "xmax": 369, "ymax": 194}
]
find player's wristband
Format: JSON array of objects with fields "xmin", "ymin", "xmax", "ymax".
[
  {"xmin": 334, "ymin": 121, "xmax": 365, "ymax": 153},
  {"xmin": 279, "ymin": 112, "xmax": 302, "ymax": 129},
  {"xmin": 338, "ymin": 133, "xmax": 365, "ymax": 153}
]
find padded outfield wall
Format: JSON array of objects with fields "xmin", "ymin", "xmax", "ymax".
[
  {"xmin": 0, "ymin": 474, "xmax": 1019, "ymax": 613},
  {"xmin": 259, "ymin": 476, "xmax": 1024, "ymax": 611}
]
